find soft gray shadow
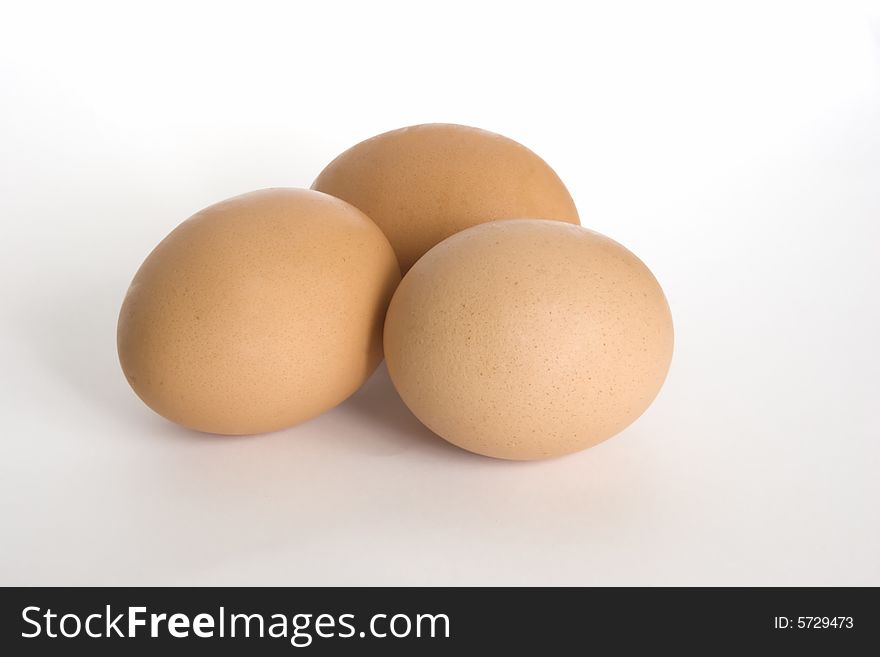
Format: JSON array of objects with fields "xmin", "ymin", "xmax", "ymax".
[
  {"xmin": 16, "ymin": 266, "xmax": 131, "ymax": 407},
  {"xmin": 342, "ymin": 363, "xmax": 474, "ymax": 459},
  {"xmin": 13, "ymin": 269, "xmax": 238, "ymax": 445},
  {"xmin": 343, "ymin": 365, "xmax": 581, "ymax": 467}
]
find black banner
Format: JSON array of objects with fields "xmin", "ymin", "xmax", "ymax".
[{"xmin": 1, "ymin": 587, "xmax": 876, "ymax": 653}]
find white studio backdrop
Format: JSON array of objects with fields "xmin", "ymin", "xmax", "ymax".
[{"xmin": 1, "ymin": 0, "xmax": 879, "ymax": 585}]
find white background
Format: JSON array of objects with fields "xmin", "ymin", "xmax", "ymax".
[{"xmin": 2, "ymin": 0, "xmax": 879, "ymax": 585}]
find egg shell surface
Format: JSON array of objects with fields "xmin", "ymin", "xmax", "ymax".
[
  {"xmin": 383, "ymin": 219, "xmax": 673, "ymax": 460},
  {"xmin": 118, "ymin": 188, "xmax": 401, "ymax": 434},
  {"xmin": 312, "ymin": 123, "xmax": 579, "ymax": 272}
]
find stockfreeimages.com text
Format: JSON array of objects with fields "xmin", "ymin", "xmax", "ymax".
[{"xmin": 22, "ymin": 605, "xmax": 450, "ymax": 647}]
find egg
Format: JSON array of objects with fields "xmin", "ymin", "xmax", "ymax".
[
  {"xmin": 383, "ymin": 219, "xmax": 673, "ymax": 460},
  {"xmin": 117, "ymin": 188, "xmax": 401, "ymax": 434},
  {"xmin": 311, "ymin": 123, "xmax": 579, "ymax": 272}
]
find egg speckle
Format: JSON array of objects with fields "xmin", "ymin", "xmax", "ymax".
[{"xmin": 383, "ymin": 219, "xmax": 673, "ymax": 460}]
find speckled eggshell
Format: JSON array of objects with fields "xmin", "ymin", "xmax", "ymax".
[
  {"xmin": 311, "ymin": 123, "xmax": 579, "ymax": 272},
  {"xmin": 383, "ymin": 219, "xmax": 673, "ymax": 460},
  {"xmin": 118, "ymin": 188, "xmax": 401, "ymax": 435}
]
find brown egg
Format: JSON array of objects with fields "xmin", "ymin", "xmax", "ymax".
[
  {"xmin": 311, "ymin": 123, "xmax": 579, "ymax": 272},
  {"xmin": 384, "ymin": 220, "xmax": 673, "ymax": 460},
  {"xmin": 118, "ymin": 188, "xmax": 401, "ymax": 435}
]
